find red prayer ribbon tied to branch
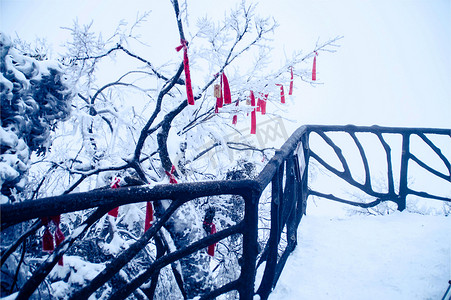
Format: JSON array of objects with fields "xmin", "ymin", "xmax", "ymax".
[
  {"xmin": 149, "ymin": 165, "xmax": 176, "ymax": 231},
  {"xmin": 144, "ymin": 201, "xmax": 154, "ymax": 232},
  {"xmin": 165, "ymin": 165, "xmax": 178, "ymax": 184},
  {"xmin": 257, "ymin": 93, "xmax": 267, "ymax": 115},
  {"xmin": 250, "ymin": 91, "xmax": 256, "ymax": 134},
  {"xmin": 41, "ymin": 216, "xmax": 65, "ymax": 265},
  {"xmin": 147, "ymin": 164, "xmax": 177, "ymax": 232},
  {"xmin": 312, "ymin": 52, "xmax": 318, "ymax": 81},
  {"xmin": 203, "ymin": 221, "xmax": 217, "ymax": 256},
  {"xmin": 289, "ymin": 67, "xmax": 294, "ymax": 95},
  {"xmin": 215, "ymin": 73, "xmax": 232, "ymax": 113},
  {"xmin": 108, "ymin": 177, "xmax": 121, "ymax": 218},
  {"xmin": 176, "ymin": 39, "xmax": 195, "ymax": 105},
  {"xmin": 276, "ymin": 84, "xmax": 285, "ymax": 104},
  {"xmin": 222, "ymin": 73, "xmax": 232, "ymax": 105},
  {"xmin": 232, "ymin": 99, "xmax": 239, "ymax": 125}
]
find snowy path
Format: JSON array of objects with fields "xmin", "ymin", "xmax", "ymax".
[{"xmin": 269, "ymin": 212, "xmax": 451, "ymax": 300}]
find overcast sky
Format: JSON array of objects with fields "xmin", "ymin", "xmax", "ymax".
[{"xmin": 1, "ymin": 0, "xmax": 450, "ymax": 132}]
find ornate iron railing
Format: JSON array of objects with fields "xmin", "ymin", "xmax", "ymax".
[{"xmin": 1, "ymin": 125, "xmax": 450, "ymax": 299}]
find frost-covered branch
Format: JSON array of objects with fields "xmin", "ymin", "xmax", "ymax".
[{"xmin": 192, "ymin": 141, "xmax": 275, "ymax": 162}]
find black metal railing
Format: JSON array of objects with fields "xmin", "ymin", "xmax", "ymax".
[{"xmin": 1, "ymin": 125, "xmax": 450, "ymax": 299}]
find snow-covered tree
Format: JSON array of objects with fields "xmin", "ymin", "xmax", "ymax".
[
  {"xmin": 0, "ymin": 32, "xmax": 72, "ymax": 203},
  {"xmin": 1, "ymin": 1, "xmax": 341, "ymax": 298}
]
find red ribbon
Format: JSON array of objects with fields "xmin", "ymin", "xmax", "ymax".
[
  {"xmin": 261, "ymin": 94, "xmax": 267, "ymax": 115},
  {"xmin": 108, "ymin": 177, "xmax": 121, "ymax": 218},
  {"xmin": 222, "ymin": 73, "xmax": 231, "ymax": 105},
  {"xmin": 215, "ymin": 98, "xmax": 222, "ymax": 113},
  {"xmin": 41, "ymin": 216, "xmax": 65, "ymax": 265},
  {"xmin": 108, "ymin": 207, "xmax": 119, "ymax": 218},
  {"xmin": 250, "ymin": 91, "xmax": 256, "ymax": 134},
  {"xmin": 42, "ymin": 218, "xmax": 54, "ymax": 252},
  {"xmin": 289, "ymin": 67, "xmax": 294, "ymax": 95},
  {"xmin": 53, "ymin": 216, "xmax": 65, "ymax": 266},
  {"xmin": 165, "ymin": 165, "xmax": 178, "ymax": 184},
  {"xmin": 176, "ymin": 39, "xmax": 195, "ymax": 105},
  {"xmin": 276, "ymin": 84, "xmax": 285, "ymax": 104},
  {"xmin": 144, "ymin": 201, "xmax": 154, "ymax": 232},
  {"xmin": 312, "ymin": 52, "xmax": 317, "ymax": 81},
  {"xmin": 232, "ymin": 99, "xmax": 239, "ymax": 125},
  {"xmin": 146, "ymin": 165, "xmax": 177, "ymax": 232},
  {"xmin": 215, "ymin": 73, "xmax": 231, "ymax": 112},
  {"xmin": 257, "ymin": 93, "xmax": 267, "ymax": 115},
  {"xmin": 203, "ymin": 221, "xmax": 217, "ymax": 256}
]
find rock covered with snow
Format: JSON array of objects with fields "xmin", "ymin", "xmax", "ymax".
[{"xmin": 0, "ymin": 32, "xmax": 73, "ymax": 202}]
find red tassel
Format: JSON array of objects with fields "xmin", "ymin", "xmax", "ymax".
[
  {"xmin": 280, "ymin": 85, "xmax": 285, "ymax": 103},
  {"xmin": 42, "ymin": 228, "xmax": 54, "ymax": 252},
  {"xmin": 206, "ymin": 223, "xmax": 217, "ymax": 256},
  {"xmin": 108, "ymin": 207, "xmax": 119, "ymax": 218},
  {"xmin": 232, "ymin": 99, "xmax": 239, "ymax": 125},
  {"xmin": 111, "ymin": 177, "xmax": 120, "ymax": 189},
  {"xmin": 276, "ymin": 84, "xmax": 285, "ymax": 103},
  {"xmin": 261, "ymin": 94, "xmax": 267, "ymax": 115},
  {"xmin": 144, "ymin": 202, "xmax": 154, "ymax": 232},
  {"xmin": 108, "ymin": 177, "xmax": 120, "ymax": 217},
  {"xmin": 251, "ymin": 108, "xmax": 256, "ymax": 134},
  {"xmin": 53, "ymin": 216, "xmax": 64, "ymax": 248},
  {"xmin": 176, "ymin": 39, "xmax": 195, "ymax": 105},
  {"xmin": 54, "ymin": 227, "xmax": 65, "ymax": 265},
  {"xmin": 207, "ymin": 244, "xmax": 215, "ymax": 256},
  {"xmin": 165, "ymin": 165, "xmax": 178, "ymax": 184},
  {"xmin": 257, "ymin": 94, "xmax": 267, "ymax": 115},
  {"xmin": 250, "ymin": 91, "xmax": 256, "ymax": 134},
  {"xmin": 51, "ymin": 215, "xmax": 60, "ymax": 225},
  {"xmin": 215, "ymin": 97, "xmax": 222, "ymax": 113},
  {"xmin": 54, "ymin": 228, "xmax": 65, "ymax": 247},
  {"xmin": 41, "ymin": 216, "xmax": 64, "ymax": 265},
  {"xmin": 289, "ymin": 67, "xmax": 294, "ymax": 95},
  {"xmin": 250, "ymin": 91, "xmax": 256, "ymax": 107},
  {"xmin": 222, "ymin": 73, "xmax": 231, "ymax": 105},
  {"xmin": 312, "ymin": 52, "xmax": 317, "ymax": 81}
]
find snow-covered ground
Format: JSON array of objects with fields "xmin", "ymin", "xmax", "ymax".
[{"xmin": 269, "ymin": 211, "xmax": 451, "ymax": 300}]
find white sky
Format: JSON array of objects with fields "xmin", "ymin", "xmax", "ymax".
[{"xmin": 1, "ymin": 0, "xmax": 450, "ymax": 132}]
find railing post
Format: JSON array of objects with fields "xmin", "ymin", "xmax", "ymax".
[
  {"xmin": 256, "ymin": 163, "xmax": 284, "ymax": 299},
  {"xmin": 398, "ymin": 133, "xmax": 410, "ymax": 211},
  {"xmin": 239, "ymin": 189, "xmax": 260, "ymax": 300},
  {"xmin": 272, "ymin": 157, "xmax": 298, "ymax": 287},
  {"xmin": 284, "ymin": 157, "xmax": 297, "ymax": 248},
  {"xmin": 296, "ymin": 133, "xmax": 309, "ymax": 224}
]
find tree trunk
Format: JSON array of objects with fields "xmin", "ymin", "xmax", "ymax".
[{"xmin": 155, "ymin": 200, "xmax": 212, "ymax": 298}]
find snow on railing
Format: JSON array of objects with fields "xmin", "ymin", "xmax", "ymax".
[{"xmin": 1, "ymin": 125, "xmax": 450, "ymax": 300}]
